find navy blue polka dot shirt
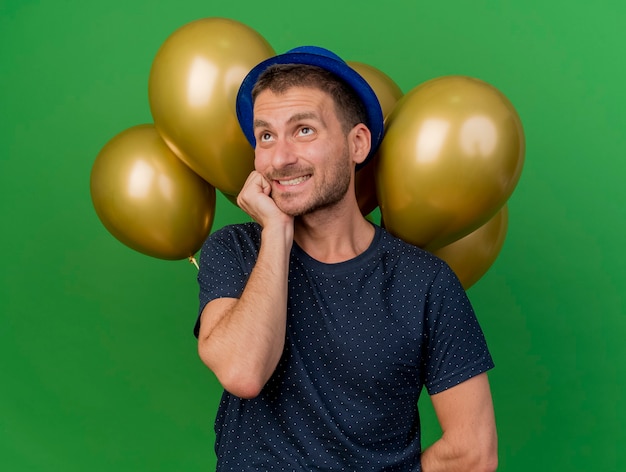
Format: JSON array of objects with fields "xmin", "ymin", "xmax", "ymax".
[{"xmin": 196, "ymin": 223, "xmax": 494, "ymax": 471}]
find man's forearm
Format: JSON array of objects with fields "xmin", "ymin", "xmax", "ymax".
[
  {"xmin": 421, "ymin": 434, "xmax": 497, "ymax": 472},
  {"xmin": 421, "ymin": 374, "xmax": 498, "ymax": 472},
  {"xmin": 197, "ymin": 224, "xmax": 292, "ymax": 398}
]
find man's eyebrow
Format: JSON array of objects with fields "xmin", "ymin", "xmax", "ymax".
[
  {"xmin": 253, "ymin": 119, "xmax": 270, "ymax": 130},
  {"xmin": 287, "ymin": 112, "xmax": 319, "ymax": 124},
  {"xmin": 253, "ymin": 112, "xmax": 321, "ymax": 130}
]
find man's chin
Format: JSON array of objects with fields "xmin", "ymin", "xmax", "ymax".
[
  {"xmin": 271, "ymin": 194, "xmax": 308, "ymax": 217},
  {"xmin": 274, "ymin": 200, "xmax": 305, "ymax": 218}
]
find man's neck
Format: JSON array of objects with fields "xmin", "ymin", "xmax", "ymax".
[{"xmin": 293, "ymin": 202, "xmax": 375, "ymax": 264}]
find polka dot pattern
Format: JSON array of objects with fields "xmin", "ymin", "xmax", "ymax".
[{"xmin": 196, "ymin": 223, "xmax": 494, "ymax": 471}]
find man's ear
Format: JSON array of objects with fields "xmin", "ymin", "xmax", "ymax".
[{"xmin": 349, "ymin": 123, "xmax": 372, "ymax": 165}]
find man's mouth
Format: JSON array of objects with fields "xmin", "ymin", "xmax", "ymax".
[{"xmin": 276, "ymin": 175, "xmax": 311, "ymax": 186}]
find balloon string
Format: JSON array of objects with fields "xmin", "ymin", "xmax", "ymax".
[{"xmin": 188, "ymin": 256, "xmax": 199, "ymax": 270}]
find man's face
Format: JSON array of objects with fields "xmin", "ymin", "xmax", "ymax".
[{"xmin": 252, "ymin": 86, "xmax": 353, "ymax": 217}]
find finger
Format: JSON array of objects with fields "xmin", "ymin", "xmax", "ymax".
[{"xmin": 259, "ymin": 175, "xmax": 271, "ymax": 195}]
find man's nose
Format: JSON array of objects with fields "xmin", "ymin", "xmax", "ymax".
[{"xmin": 270, "ymin": 138, "xmax": 298, "ymax": 168}]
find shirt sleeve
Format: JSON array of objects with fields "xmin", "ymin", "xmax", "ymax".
[
  {"xmin": 194, "ymin": 224, "xmax": 261, "ymax": 337},
  {"xmin": 422, "ymin": 263, "xmax": 494, "ymax": 394}
]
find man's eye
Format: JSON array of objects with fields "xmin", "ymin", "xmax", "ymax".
[
  {"xmin": 259, "ymin": 132, "xmax": 273, "ymax": 142},
  {"xmin": 298, "ymin": 127, "xmax": 313, "ymax": 136}
]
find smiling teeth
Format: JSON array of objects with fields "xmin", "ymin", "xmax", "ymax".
[{"xmin": 278, "ymin": 176, "xmax": 310, "ymax": 186}]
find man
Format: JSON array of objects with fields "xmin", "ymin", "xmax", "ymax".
[{"xmin": 195, "ymin": 46, "xmax": 497, "ymax": 471}]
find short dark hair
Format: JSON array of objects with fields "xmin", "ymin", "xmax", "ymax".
[{"xmin": 251, "ymin": 63, "xmax": 368, "ymax": 135}]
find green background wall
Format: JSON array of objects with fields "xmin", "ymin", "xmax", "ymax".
[{"xmin": 2, "ymin": 0, "xmax": 624, "ymax": 470}]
